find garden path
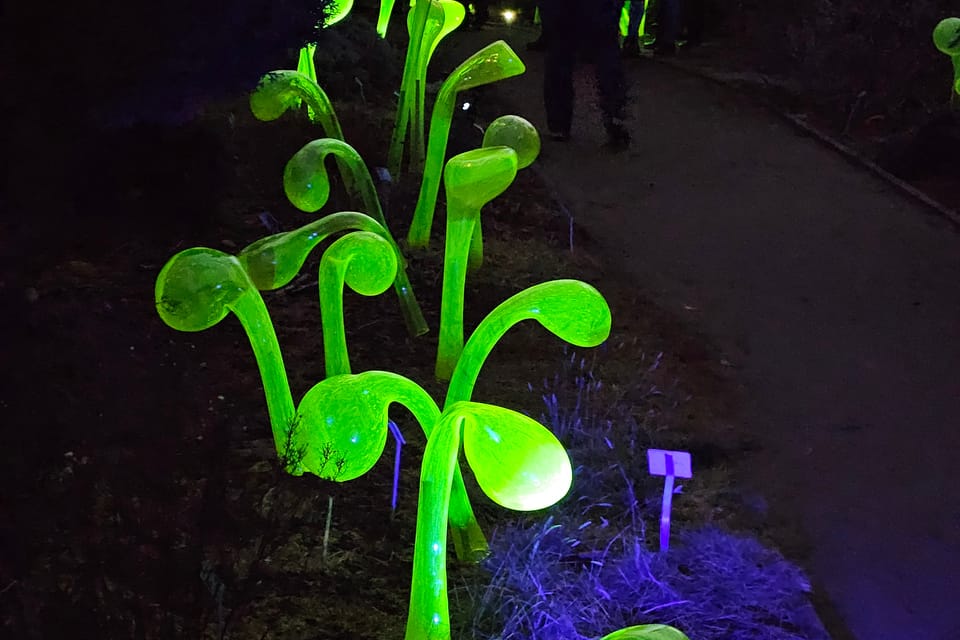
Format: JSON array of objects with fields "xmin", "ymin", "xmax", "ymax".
[{"xmin": 454, "ymin": 25, "xmax": 960, "ymax": 640}]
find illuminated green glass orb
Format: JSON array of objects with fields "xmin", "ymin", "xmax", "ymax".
[
  {"xmin": 284, "ymin": 141, "xmax": 335, "ymax": 212},
  {"xmin": 295, "ymin": 372, "xmax": 397, "ymax": 480},
  {"xmin": 459, "ymin": 402, "xmax": 572, "ymax": 510},
  {"xmin": 933, "ymin": 17, "xmax": 960, "ymax": 55},
  {"xmin": 156, "ymin": 248, "xmax": 247, "ymax": 332},
  {"xmin": 482, "ymin": 115, "xmax": 541, "ymax": 169}
]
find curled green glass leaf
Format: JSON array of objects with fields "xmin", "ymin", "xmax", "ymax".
[
  {"xmin": 482, "ymin": 115, "xmax": 541, "ymax": 169},
  {"xmin": 156, "ymin": 248, "xmax": 248, "ymax": 332},
  {"xmin": 446, "ymin": 279, "xmax": 612, "ymax": 407},
  {"xmin": 459, "ymin": 402, "xmax": 572, "ymax": 510},
  {"xmin": 933, "ymin": 17, "xmax": 960, "ymax": 55}
]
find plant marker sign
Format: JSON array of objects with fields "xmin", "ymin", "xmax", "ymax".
[{"xmin": 647, "ymin": 449, "xmax": 692, "ymax": 551}]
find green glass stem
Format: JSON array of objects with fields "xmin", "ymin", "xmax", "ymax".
[
  {"xmin": 407, "ymin": 41, "xmax": 526, "ymax": 247},
  {"xmin": 388, "ymin": 0, "xmax": 433, "ymax": 178},
  {"xmin": 285, "ymin": 139, "xmax": 429, "ymax": 336},
  {"xmin": 445, "ymin": 280, "xmax": 612, "ymax": 409},
  {"xmin": 468, "ymin": 218, "xmax": 483, "ymax": 272},
  {"xmin": 155, "ymin": 249, "xmax": 296, "ymax": 457},
  {"xmin": 435, "ymin": 147, "xmax": 518, "ymax": 380},
  {"xmin": 318, "ymin": 232, "xmax": 398, "ymax": 377},
  {"xmin": 405, "ymin": 410, "xmax": 463, "ymax": 640},
  {"xmin": 377, "ymin": 0, "xmax": 398, "ymax": 37},
  {"xmin": 435, "ymin": 210, "xmax": 474, "ymax": 380}
]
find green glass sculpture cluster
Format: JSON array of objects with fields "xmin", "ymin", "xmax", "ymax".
[{"xmin": 154, "ymin": 3, "xmax": 691, "ymax": 638}]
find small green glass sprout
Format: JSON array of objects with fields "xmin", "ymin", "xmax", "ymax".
[
  {"xmin": 405, "ymin": 401, "xmax": 572, "ymax": 640},
  {"xmin": 445, "ymin": 279, "xmax": 612, "ymax": 407},
  {"xmin": 933, "ymin": 17, "xmax": 960, "ymax": 101},
  {"xmin": 155, "ymin": 248, "xmax": 295, "ymax": 455},
  {"xmin": 435, "ymin": 146, "xmax": 519, "ymax": 380},
  {"xmin": 292, "ymin": 371, "xmax": 487, "ymax": 561},
  {"xmin": 319, "ymin": 231, "xmax": 398, "ymax": 377},
  {"xmin": 283, "ymin": 139, "xmax": 429, "ymax": 336},
  {"xmin": 407, "ymin": 41, "xmax": 526, "ymax": 247},
  {"xmin": 482, "ymin": 114, "xmax": 541, "ymax": 170},
  {"xmin": 599, "ymin": 624, "xmax": 691, "ymax": 640}
]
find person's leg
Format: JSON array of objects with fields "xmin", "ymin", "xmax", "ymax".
[
  {"xmin": 590, "ymin": 4, "xmax": 630, "ymax": 147},
  {"xmin": 655, "ymin": 0, "xmax": 680, "ymax": 52},
  {"xmin": 542, "ymin": 4, "xmax": 576, "ymax": 137}
]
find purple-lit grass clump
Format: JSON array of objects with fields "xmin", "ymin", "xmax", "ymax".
[{"xmin": 459, "ymin": 352, "xmax": 828, "ymax": 640}]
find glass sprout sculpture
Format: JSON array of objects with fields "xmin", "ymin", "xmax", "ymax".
[
  {"xmin": 933, "ymin": 17, "xmax": 960, "ymax": 102},
  {"xmin": 407, "ymin": 40, "xmax": 526, "ymax": 247},
  {"xmin": 283, "ymin": 138, "xmax": 429, "ymax": 336},
  {"xmin": 435, "ymin": 146, "xmax": 519, "ymax": 380}
]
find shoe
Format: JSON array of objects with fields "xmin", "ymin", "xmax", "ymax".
[
  {"xmin": 526, "ymin": 37, "xmax": 546, "ymax": 51},
  {"xmin": 621, "ymin": 38, "xmax": 640, "ymax": 58}
]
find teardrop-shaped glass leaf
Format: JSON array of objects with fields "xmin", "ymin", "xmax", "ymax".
[
  {"xmin": 598, "ymin": 625, "xmax": 691, "ymax": 640},
  {"xmin": 459, "ymin": 402, "xmax": 571, "ymax": 510}
]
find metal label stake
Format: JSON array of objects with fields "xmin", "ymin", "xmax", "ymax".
[{"xmin": 647, "ymin": 449, "xmax": 692, "ymax": 551}]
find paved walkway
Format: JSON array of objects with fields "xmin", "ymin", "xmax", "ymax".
[{"xmin": 455, "ymin": 27, "xmax": 960, "ymax": 640}]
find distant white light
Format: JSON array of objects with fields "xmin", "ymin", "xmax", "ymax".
[{"xmin": 502, "ymin": 9, "xmax": 517, "ymax": 24}]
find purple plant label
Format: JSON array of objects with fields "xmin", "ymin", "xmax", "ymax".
[{"xmin": 647, "ymin": 449, "xmax": 692, "ymax": 478}]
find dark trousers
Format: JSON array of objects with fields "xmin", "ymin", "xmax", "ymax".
[{"xmin": 541, "ymin": 0, "xmax": 625, "ymax": 133}]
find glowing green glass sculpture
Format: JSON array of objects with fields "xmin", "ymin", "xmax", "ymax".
[
  {"xmin": 388, "ymin": 0, "xmax": 435, "ymax": 177},
  {"xmin": 408, "ymin": 0, "xmax": 466, "ymax": 174},
  {"xmin": 435, "ymin": 146, "xmax": 519, "ymax": 380},
  {"xmin": 250, "ymin": 70, "xmax": 354, "ymax": 195},
  {"xmin": 239, "ymin": 211, "xmax": 394, "ymax": 289},
  {"xmin": 445, "ymin": 279, "xmax": 612, "ymax": 407},
  {"xmin": 284, "ymin": 139, "xmax": 429, "ymax": 336},
  {"xmin": 250, "ymin": 70, "xmax": 346, "ymax": 141},
  {"xmin": 933, "ymin": 17, "xmax": 960, "ymax": 99},
  {"xmin": 293, "ymin": 371, "xmax": 488, "ymax": 561},
  {"xmin": 156, "ymin": 248, "xmax": 295, "ymax": 456},
  {"xmin": 407, "ymin": 41, "xmax": 526, "ymax": 247},
  {"xmin": 599, "ymin": 625, "xmax": 690, "ymax": 640},
  {"xmin": 319, "ymin": 231, "xmax": 398, "ymax": 377},
  {"xmin": 482, "ymin": 114, "xmax": 541, "ymax": 170},
  {"xmin": 405, "ymin": 401, "xmax": 572, "ymax": 640}
]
